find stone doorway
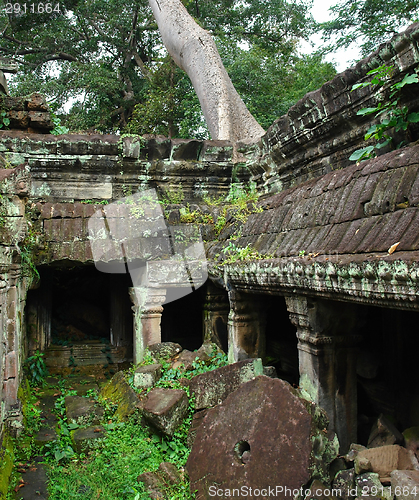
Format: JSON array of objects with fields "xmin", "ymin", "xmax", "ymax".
[
  {"xmin": 264, "ymin": 296, "xmax": 299, "ymax": 385},
  {"xmin": 356, "ymin": 304, "xmax": 419, "ymax": 445},
  {"xmin": 26, "ymin": 264, "xmax": 133, "ymax": 369},
  {"xmin": 160, "ymin": 284, "xmax": 207, "ymax": 351}
]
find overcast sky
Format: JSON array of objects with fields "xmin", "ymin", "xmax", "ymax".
[{"xmin": 307, "ymin": 0, "xmax": 362, "ymax": 72}]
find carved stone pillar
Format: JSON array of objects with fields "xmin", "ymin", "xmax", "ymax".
[
  {"xmin": 203, "ymin": 282, "xmax": 229, "ymax": 352},
  {"xmin": 285, "ymin": 295, "xmax": 362, "ymax": 453},
  {"xmin": 227, "ymin": 289, "xmax": 267, "ymax": 363},
  {"xmin": 129, "ymin": 286, "xmax": 166, "ymax": 364}
]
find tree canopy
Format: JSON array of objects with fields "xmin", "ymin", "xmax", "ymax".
[
  {"xmin": 321, "ymin": 0, "xmax": 419, "ymax": 56},
  {"xmin": 0, "ymin": 0, "xmax": 338, "ymax": 136}
]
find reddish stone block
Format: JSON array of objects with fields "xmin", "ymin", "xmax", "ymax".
[{"xmin": 5, "ymin": 351, "xmax": 17, "ymax": 379}]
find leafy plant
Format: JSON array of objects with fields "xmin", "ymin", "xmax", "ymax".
[
  {"xmin": 350, "ymin": 65, "xmax": 419, "ymax": 162},
  {"xmin": 24, "ymin": 350, "xmax": 48, "ymax": 387},
  {"xmin": 0, "ymin": 110, "xmax": 10, "ymax": 129},
  {"xmin": 50, "ymin": 111, "xmax": 70, "ymax": 135},
  {"xmin": 160, "ymin": 184, "xmax": 185, "ymax": 205},
  {"xmin": 222, "ymin": 242, "xmax": 264, "ymax": 264}
]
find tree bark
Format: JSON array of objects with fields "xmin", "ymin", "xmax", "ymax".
[{"xmin": 148, "ymin": 0, "xmax": 265, "ymax": 143}]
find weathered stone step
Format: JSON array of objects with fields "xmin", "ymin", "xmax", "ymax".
[{"xmin": 44, "ymin": 341, "xmax": 127, "ymax": 367}]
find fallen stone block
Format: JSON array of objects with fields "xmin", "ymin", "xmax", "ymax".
[
  {"xmin": 133, "ymin": 363, "xmax": 162, "ymax": 389},
  {"xmin": 138, "ymin": 462, "xmax": 183, "ymax": 500},
  {"xmin": 142, "ymin": 388, "xmax": 189, "ymax": 437},
  {"xmin": 158, "ymin": 462, "xmax": 182, "ymax": 485},
  {"xmin": 390, "ymin": 470, "xmax": 419, "ymax": 500},
  {"xmin": 263, "ymin": 365, "xmax": 278, "ymax": 378},
  {"xmin": 172, "ymin": 349, "xmax": 199, "ymax": 370},
  {"xmin": 148, "ymin": 342, "xmax": 182, "ymax": 362},
  {"xmin": 99, "ymin": 371, "xmax": 140, "ymax": 420},
  {"xmin": 344, "ymin": 443, "xmax": 367, "ymax": 463},
  {"xmin": 368, "ymin": 414, "xmax": 404, "ymax": 448},
  {"xmin": 332, "ymin": 468, "xmax": 355, "ymax": 500},
  {"xmin": 187, "ymin": 409, "xmax": 209, "ymax": 448},
  {"xmin": 186, "ymin": 376, "xmax": 338, "ymax": 499},
  {"xmin": 72, "ymin": 426, "xmax": 105, "ymax": 454},
  {"xmin": 355, "ymin": 445, "xmax": 419, "ymax": 480},
  {"xmin": 187, "ymin": 358, "xmax": 264, "ymax": 410},
  {"xmin": 137, "ymin": 471, "xmax": 166, "ymax": 500},
  {"xmin": 65, "ymin": 396, "xmax": 104, "ymax": 424},
  {"xmin": 355, "ymin": 472, "xmax": 393, "ymax": 500}
]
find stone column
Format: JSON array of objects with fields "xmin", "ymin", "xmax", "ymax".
[
  {"xmin": 129, "ymin": 286, "xmax": 166, "ymax": 364},
  {"xmin": 227, "ymin": 289, "xmax": 267, "ymax": 363},
  {"xmin": 285, "ymin": 295, "xmax": 362, "ymax": 453},
  {"xmin": 203, "ymin": 281, "xmax": 229, "ymax": 352}
]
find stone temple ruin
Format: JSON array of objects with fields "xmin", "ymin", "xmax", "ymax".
[{"xmin": 1, "ymin": 20, "xmax": 419, "ymax": 490}]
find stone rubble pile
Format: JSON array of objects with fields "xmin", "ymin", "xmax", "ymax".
[{"xmin": 75, "ymin": 342, "xmax": 419, "ymax": 499}]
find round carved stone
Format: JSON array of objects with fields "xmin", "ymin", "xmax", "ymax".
[{"xmin": 187, "ymin": 376, "xmax": 328, "ymax": 499}]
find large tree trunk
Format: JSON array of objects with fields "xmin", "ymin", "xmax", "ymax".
[{"xmin": 148, "ymin": 0, "xmax": 265, "ymax": 143}]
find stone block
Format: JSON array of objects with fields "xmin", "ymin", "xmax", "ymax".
[
  {"xmin": 158, "ymin": 462, "xmax": 182, "ymax": 485},
  {"xmin": 65, "ymin": 396, "xmax": 104, "ymax": 424},
  {"xmin": 344, "ymin": 443, "xmax": 367, "ymax": 463},
  {"xmin": 188, "ymin": 358, "xmax": 264, "ymax": 410},
  {"xmin": 263, "ymin": 366, "xmax": 278, "ymax": 378},
  {"xmin": 148, "ymin": 342, "xmax": 182, "ymax": 362},
  {"xmin": 71, "ymin": 426, "xmax": 105, "ymax": 453},
  {"xmin": 355, "ymin": 446, "xmax": 419, "ymax": 480},
  {"xmin": 355, "ymin": 472, "xmax": 392, "ymax": 500},
  {"xmin": 368, "ymin": 414, "xmax": 404, "ymax": 448},
  {"xmin": 332, "ymin": 468, "xmax": 355, "ymax": 500},
  {"xmin": 137, "ymin": 463, "xmax": 182, "ymax": 500},
  {"xmin": 390, "ymin": 470, "xmax": 419, "ymax": 500},
  {"xmin": 187, "ymin": 376, "xmax": 338, "ymax": 500},
  {"xmin": 141, "ymin": 388, "xmax": 189, "ymax": 437},
  {"xmin": 133, "ymin": 363, "xmax": 162, "ymax": 389},
  {"xmin": 187, "ymin": 409, "xmax": 209, "ymax": 448},
  {"xmin": 28, "ymin": 111, "xmax": 53, "ymax": 129},
  {"xmin": 100, "ymin": 371, "xmax": 140, "ymax": 420},
  {"xmin": 27, "ymin": 93, "xmax": 49, "ymax": 111},
  {"xmin": 4, "ymin": 351, "xmax": 16, "ymax": 379},
  {"xmin": 137, "ymin": 471, "xmax": 166, "ymax": 500}
]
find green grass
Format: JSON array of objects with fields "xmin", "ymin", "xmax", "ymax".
[
  {"xmin": 10, "ymin": 347, "xmax": 230, "ymax": 499},
  {"xmin": 46, "ymin": 420, "xmax": 193, "ymax": 499}
]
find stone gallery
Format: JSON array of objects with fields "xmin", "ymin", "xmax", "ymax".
[{"xmin": 1, "ymin": 21, "xmax": 419, "ymax": 500}]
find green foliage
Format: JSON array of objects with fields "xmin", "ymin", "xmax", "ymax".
[
  {"xmin": 50, "ymin": 111, "xmax": 70, "ymax": 135},
  {"xmin": 321, "ymin": 0, "xmax": 419, "ymax": 57},
  {"xmin": 160, "ymin": 184, "xmax": 185, "ymax": 205},
  {"xmin": 222, "ymin": 242, "xmax": 266, "ymax": 264},
  {"xmin": 125, "ymin": 56, "xmax": 209, "ymax": 139},
  {"xmin": 179, "ymin": 206, "xmax": 214, "ymax": 224},
  {"xmin": 350, "ymin": 65, "xmax": 419, "ymax": 162},
  {"xmin": 0, "ymin": 110, "xmax": 10, "ymax": 129},
  {"xmin": 46, "ymin": 419, "xmax": 195, "ymax": 499},
  {"xmin": 3, "ymin": 0, "xmax": 334, "ymax": 135},
  {"xmin": 24, "ymin": 350, "xmax": 48, "ymax": 387}
]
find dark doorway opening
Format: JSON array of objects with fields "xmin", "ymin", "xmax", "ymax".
[
  {"xmin": 26, "ymin": 263, "xmax": 133, "ymax": 368},
  {"xmin": 356, "ymin": 305, "xmax": 419, "ymax": 445},
  {"xmin": 50, "ymin": 266, "xmax": 111, "ymax": 344},
  {"xmin": 264, "ymin": 295, "xmax": 299, "ymax": 385},
  {"xmin": 161, "ymin": 285, "xmax": 206, "ymax": 351}
]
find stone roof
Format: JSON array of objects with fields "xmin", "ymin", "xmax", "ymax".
[{"xmin": 208, "ymin": 144, "xmax": 419, "ymax": 309}]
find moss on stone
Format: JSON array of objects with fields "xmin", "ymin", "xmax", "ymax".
[{"xmin": 0, "ymin": 432, "xmax": 15, "ymax": 498}]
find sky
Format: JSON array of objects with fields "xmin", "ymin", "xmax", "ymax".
[{"xmin": 307, "ymin": 0, "xmax": 362, "ymax": 72}]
